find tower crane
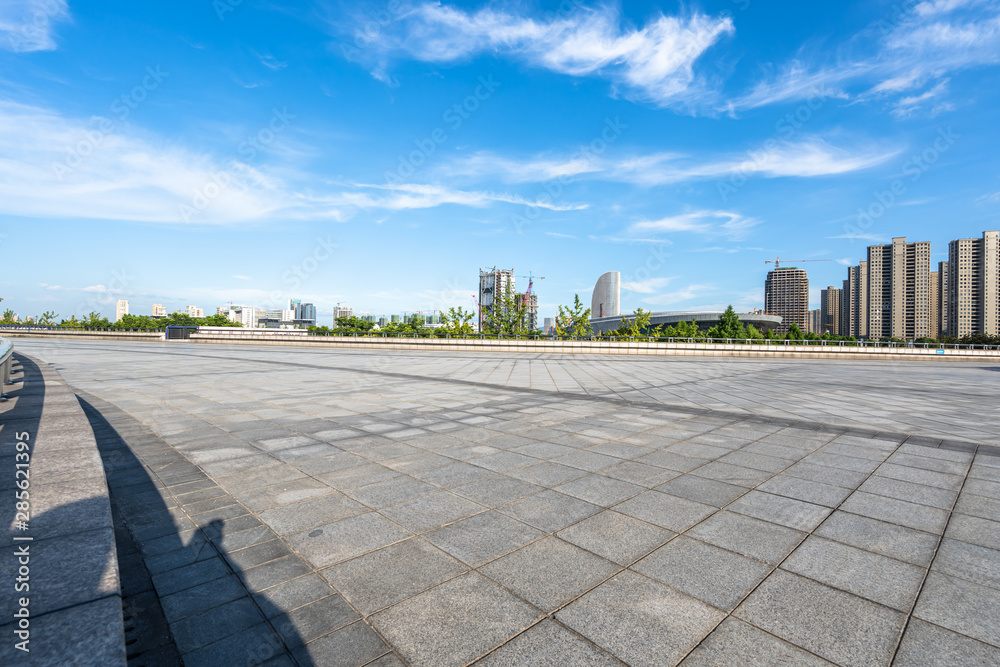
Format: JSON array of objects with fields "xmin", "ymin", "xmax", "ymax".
[{"xmin": 765, "ymin": 257, "xmax": 831, "ymax": 270}]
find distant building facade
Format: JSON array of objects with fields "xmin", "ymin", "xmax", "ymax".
[
  {"xmin": 152, "ymin": 303, "xmax": 167, "ymax": 318},
  {"xmin": 764, "ymin": 267, "xmax": 808, "ymax": 334},
  {"xmin": 809, "ymin": 309, "xmax": 822, "ymax": 335},
  {"xmin": 115, "ymin": 299, "xmax": 129, "ymax": 322},
  {"xmin": 948, "ymin": 230, "xmax": 1000, "ymax": 337},
  {"xmin": 820, "ymin": 286, "xmax": 841, "ymax": 335},
  {"xmin": 478, "ymin": 267, "xmax": 515, "ymax": 330},
  {"xmin": 866, "ymin": 237, "xmax": 931, "ymax": 340},
  {"xmin": 591, "ymin": 272, "xmax": 621, "ymax": 319},
  {"xmin": 186, "ymin": 305, "xmax": 204, "ymax": 318},
  {"xmin": 937, "ymin": 261, "xmax": 949, "ymax": 338}
]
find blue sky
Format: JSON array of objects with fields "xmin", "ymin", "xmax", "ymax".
[{"xmin": 2, "ymin": 0, "xmax": 1000, "ymax": 323}]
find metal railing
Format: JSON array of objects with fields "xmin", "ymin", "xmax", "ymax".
[{"xmin": 0, "ymin": 337, "xmax": 13, "ymax": 400}]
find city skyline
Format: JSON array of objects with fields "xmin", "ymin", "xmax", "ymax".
[{"xmin": 3, "ymin": 1, "xmax": 1000, "ymax": 322}]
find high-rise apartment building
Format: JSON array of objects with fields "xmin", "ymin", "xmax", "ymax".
[
  {"xmin": 808, "ymin": 309, "xmax": 822, "ymax": 335},
  {"xmin": 840, "ymin": 261, "xmax": 867, "ymax": 338},
  {"xmin": 820, "ymin": 286, "xmax": 841, "ymax": 335},
  {"xmin": 937, "ymin": 262, "xmax": 949, "ymax": 338},
  {"xmin": 186, "ymin": 305, "xmax": 204, "ymax": 318},
  {"xmin": 292, "ymin": 301, "xmax": 317, "ymax": 327},
  {"xmin": 866, "ymin": 237, "xmax": 931, "ymax": 340},
  {"xmin": 334, "ymin": 305, "xmax": 353, "ymax": 321},
  {"xmin": 517, "ymin": 293, "xmax": 539, "ymax": 331},
  {"xmin": 115, "ymin": 299, "xmax": 129, "ymax": 322},
  {"xmin": 947, "ymin": 231, "xmax": 1000, "ymax": 337},
  {"xmin": 930, "ymin": 269, "xmax": 940, "ymax": 340},
  {"xmin": 478, "ymin": 267, "xmax": 515, "ymax": 330},
  {"xmin": 764, "ymin": 267, "xmax": 808, "ymax": 334},
  {"xmin": 152, "ymin": 303, "xmax": 167, "ymax": 318}
]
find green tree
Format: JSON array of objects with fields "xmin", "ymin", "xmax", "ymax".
[
  {"xmin": 745, "ymin": 324, "xmax": 764, "ymax": 340},
  {"xmin": 706, "ymin": 305, "xmax": 747, "ymax": 339},
  {"xmin": 482, "ymin": 282, "xmax": 533, "ymax": 336},
  {"xmin": 39, "ymin": 311, "xmax": 59, "ymax": 325},
  {"xmin": 1, "ymin": 309, "xmax": 16, "ymax": 323},
  {"xmin": 555, "ymin": 294, "xmax": 592, "ymax": 337},
  {"xmin": 787, "ymin": 323, "xmax": 803, "ymax": 340},
  {"xmin": 611, "ymin": 308, "xmax": 653, "ymax": 337},
  {"xmin": 439, "ymin": 307, "xmax": 476, "ymax": 335}
]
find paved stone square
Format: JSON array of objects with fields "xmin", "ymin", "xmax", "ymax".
[{"xmin": 12, "ymin": 339, "xmax": 1000, "ymax": 666}]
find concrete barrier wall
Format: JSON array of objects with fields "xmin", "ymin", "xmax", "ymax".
[
  {"xmin": 6, "ymin": 329, "xmax": 999, "ymax": 361},
  {"xmin": 188, "ymin": 333, "xmax": 1000, "ymax": 362}
]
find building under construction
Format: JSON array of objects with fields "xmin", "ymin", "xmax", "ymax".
[
  {"xmin": 478, "ymin": 267, "xmax": 541, "ymax": 331},
  {"xmin": 765, "ymin": 267, "xmax": 809, "ymax": 334}
]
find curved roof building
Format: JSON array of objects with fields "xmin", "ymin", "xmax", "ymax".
[
  {"xmin": 591, "ymin": 271, "xmax": 621, "ymax": 319},
  {"xmin": 591, "ymin": 311, "xmax": 783, "ymax": 335}
]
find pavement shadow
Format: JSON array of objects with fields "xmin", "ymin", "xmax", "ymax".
[{"xmin": 78, "ymin": 396, "xmax": 313, "ymax": 666}]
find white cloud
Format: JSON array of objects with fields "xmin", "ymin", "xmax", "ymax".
[
  {"xmin": 445, "ymin": 138, "xmax": 898, "ymax": 188},
  {"xmin": 631, "ymin": 210, "xmax": 760, "ymax": 239},
  {"xmin": 346, "ymin": 4, "xmax": 734, "ymax": 107},
  {"xmin": 892, "ymin": 79, "xmax": 953, "ymax": 117},
  {"xmin": 827, "ymin": 233, "xmax": 889, "ymax": 242},
  {"xmin": 622, "ymin": 277, "xmax": 673, "ymax": 294},
  {"xmin": 641, "ymin": 284, "xmax": 714, "ymax": 306},
  {"xmin": 0, "ymin": 0, "xmax": 70, "ymax": 53},
  {"xmin": 232, "ymin": 275, "xmax": 252, "ymax": 281},
  {"xmin": 252, "ymin": 50, "xmax": 288, "ymax": 71},
  {"xmin": 732, "ymin": 0, "xmax": 1000, "ymax": 115},
  {"xmin": 331, "ymin": 182, "xmax": 588, "ymax": 212},
  {"xmin": 545, "ymin": 231, "xmax": 577, "ymax": 239}
]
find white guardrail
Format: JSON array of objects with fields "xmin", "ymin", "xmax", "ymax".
[{"xmin": 0, "ymin": 337, "xmax": 13, "ymax": 400}]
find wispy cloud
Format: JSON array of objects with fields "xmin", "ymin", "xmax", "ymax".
[
  {"xmin": 330, "ymin": 182, "xmax": 589, "ymax": 212},
  {"xmin": 641, "ymin": 284, "xmax": 714, "ymax": 306},
  {"xmin": 252, "ymin": 49, "xmax": 288, "ymax": 71},
  {"xmin": 0, "ymin": 0, "xmax": 70, "ymax": 53},
  {"xmin": 444, "ymin": 137, "xmax": 898, "ymax": 187},
  {"xmin": 631, "ymin": 210, "xmax": 760, "ymax": 240},
  {"xmin": 731, "ymin": 0, "xmax": 1000, "ymax": 115},
  {"xmin": 340, "ymin": 3, "xmax": 734, "ymax": 108},
  {"xmin": 622, "ymin": 277, "xmax": 673, "ymax": 294},
  {"xmin": 545, "ymin": 231, "xmax": 577, "ymax": 239},
  {"xmin": 827, "ymin": 233, "xmax": 889, "ymax": 242},
  {"xmin": 232, "ymin": 274, "xmax": 252, "ymax": 281}
]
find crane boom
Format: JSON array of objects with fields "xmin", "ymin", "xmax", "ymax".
[{"xmin": 764, "ymin": 257, "xmax": 831, "ymax": 270}]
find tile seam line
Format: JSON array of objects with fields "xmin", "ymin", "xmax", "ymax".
[
  {"xmin": 73, "ymin": 390, "xmax": 312, "ymax": 667},
  {"xmin": 673, "ymin": 435, "xmax": 915, "ymax": 666},
  {"xmin": 29, "ymin": 347, "xmax": 994, "ymax": 449},
  {"xmin": 886, "ymin": 451, "xmax": 978, "ymax": 665}
]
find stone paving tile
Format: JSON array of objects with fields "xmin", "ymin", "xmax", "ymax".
[
  {"xmin": 452, "ymin": 475, "xmax": 544, "ymax": 507},
  {"xmin": 894, "ymin": 618, "xmax": 1000, "ymax": 667},
  {"xmin": 615, "ymin": 490, "xmax": 716, "ymax": 532},
  {"xmin": 687, "ymin": 511, "xmax": 805, "ymax": 564},
  {"xmin": 292, "ymin": 620, "xmax": 391, "ymax": 667},
  {"xmin": 481, "ymin": 536, "xmax": 619, "ymax": 612},
  {"xmin": 380, "ymin": 491, "xmax": 485, "ymax": 533},
  {"xmin": 860, "ymin": 475, "xmax": 958, "ymax": 510},
  {"xmin": 756, "ymin": 474, "xmax": 852, "ymax": 508},
  {"xmin": 727, "ymin": 490, "xmax": 832, "ymax": 531},
  {"xmin": 554, "ymin": 474, "xmax": 644, "ymax": 506},
  {"xmin": 507, "ymin": 461, "xmax": 590, "ymax": 487},
  {"xmin": 781, "ymin": 536, "xmax": 925, "ymax": 611},
  {"xmin": 945, "ymin": 513, "xmax": 1000, "ymax": 550},
  {"xmin": 839, "ymin": 491, "xmax": 950, "ymax": 533},
  {"xmin": 557, "ymin": 510, "xmax": 674, "ymax": 565},
  {"xmin": 599, "ymin": 461, "xmax": 679, "ymax": 487},
  {"xmin": 253, "ymin": 573, "xmax": 336, "ymax": 619},
  {"xmin": 814, "ymin": 511, "xmax": 940, "ymax": 567},
  {"xmin": 370, "ymin": 572, "xmax": 540, "ymax": 667},
  {"xmin": 271, "ymin": 594, "xmax": 359, "ymax": 648},
  {"xmin": 322, "ymin": 537, "xmax": 467, "ymax": 615},
  {"xmin": 171, "ymin": 596, "xmax": 266, "ymax": 653},
  {"xmin": 734, "ymin": 570, "xmax": 905, "ymax": 667},
  {"xmin": 345, "ymin": 475, "xmax": 439, "ymax": 509},
  {"xmin": 782, "ymin": 461, "xmax": 869, "ymax": 489},
  {"xmin": 633, "ymin": 536, "xmax": 771, "ymax": 612},
  {"xmin": 681, "ymin": 617, "xmax": 833, "ymax": 666},
  {"xmin": 655, "ymin": 474, "xmax": 746, "ymax": 507},
  {"xmin": 932, "ymin": 538, "xmax": 1000, "ymax": 590},
  {"xmin": 474, "ymin": 619, "xmax": 623, "ymax": 666},
  {"xmin": 914, "ymin": 571, "xmax": 1000, "ymax": 648},
  {"xmin": 691, "ymin": 462, "xmax": 772, "ymax": 488},
  {"xmin": 953, "ymin": 492, "xmax": 1000, "ymax": 521},
  {"xmin": 497, "ymin": 489, "xmax": 601, "ymax": 532},
  {"xmin": 425, "ymin": 511, "xmax": 544, "ymax": 567},
  {"xmin": 257, "ymin": 493, "xmax": 367, "ymax": 536},
  {"xmin": 558, "ymin": 570, "xmax": 725, "ymax": 667},
  {"xmin": 285, "ymin": 512, "xmax": 412, "ymax": 568}
]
